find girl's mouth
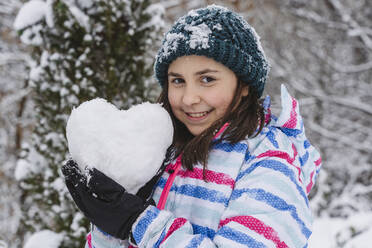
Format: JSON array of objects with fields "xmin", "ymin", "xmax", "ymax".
[{"xmin": 185, "ymin": 110, "xmax": 213, "ymax": 120}]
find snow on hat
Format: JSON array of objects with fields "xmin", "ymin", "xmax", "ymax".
[{"xmin": 154, "ymin": 5, "xmax": 270, "ymax": 97}]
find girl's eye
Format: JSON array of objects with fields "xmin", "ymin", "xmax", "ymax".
[
  {"xmin": 201, "ymin": 76, "xmax": 215, "ymax": 84},
  {"xmin": 170, "ymin": 78, "xmax": 185, "ymax": 85}
]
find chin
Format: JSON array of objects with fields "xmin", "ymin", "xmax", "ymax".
[
  {"xmin": 190, "ymin": 131, "xmax": 201, "ymax": 136},
  {"xmin": 187, "ymin": 127, "xmax": 206, "ymax": 136}
]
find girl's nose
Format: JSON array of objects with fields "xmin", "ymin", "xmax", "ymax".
[{"xmin": 182, "ymin": 84, "xmax": 200, "ymax": 106}]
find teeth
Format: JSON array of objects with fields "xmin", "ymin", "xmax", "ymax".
[{"xmin": 188, "ymin": 111, "xmax": 208, "ymax": 118}]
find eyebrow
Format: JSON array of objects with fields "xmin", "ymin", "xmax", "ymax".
[{"xmin": 168, "ymin": 69, "xmax": 219, "ymax": 77}]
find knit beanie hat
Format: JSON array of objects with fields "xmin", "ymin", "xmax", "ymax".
[{"xmin": 154, "ymin": 5, "xmax": 270, "ymax": 97}]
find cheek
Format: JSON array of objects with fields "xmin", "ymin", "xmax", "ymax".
[
  {"xmin": 168, "ymin": 91, "xmax": 179, "ymax": 110},
  {"xmin": 216, "ymin": 99, "xmax": 232, "ymax": 115},
  {"xmin": 207, "ymin": 92, "xmax": 234, "ymax": 114}
]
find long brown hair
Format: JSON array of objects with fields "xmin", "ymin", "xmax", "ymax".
[{"xmin": 158, "ymin": 80, "xmax": 265, "ymax": 174}]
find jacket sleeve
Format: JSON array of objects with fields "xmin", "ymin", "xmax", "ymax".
[
  {"xmin": 215, "ymin": 153, "xmax": 313, "ymax": 247},
  {"xmin": 85, "ymin": 224, "xmax": 129, "ymax": 248},
  {"xmin": 130, "ymin": 146, "xmax": 314, "ymax": 247}
]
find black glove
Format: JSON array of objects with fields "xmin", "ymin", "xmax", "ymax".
[{"xmin": 61, "ymin": 159, "xmax": 162, "ymax": 240}]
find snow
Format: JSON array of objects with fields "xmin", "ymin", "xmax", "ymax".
[
  {"xmin": 140, "ymin": 3, "xmax": 165, "ymax": 33},
  {"xmin": 0, "ymin": 240, "xmax": 7, "ymax": 248},
  {"xmin": 83, "ymin": 34, "xmax": 92, "ymax": 41},
  {"xmin": 14, "ymin": 159, "xmax": 31, "ymax": 181},
  {"xmin": 70, "ymin": 212, "xmax": 86, "ymax": 236},
  {"xmin": 66, "ymin": 99, "xmax": 173, "ymax": 194},
  {"xmin": 24, "ymin": 230, "xmax": 63, "ymax": 248},
  {"xmin": 63, "ymin": 0, "xmax": 91, "ymax": 31},
  {"xmin": 159, "ymin": 33, "xmax": 186, "ymax": 61},
  {"xmin": 185, "ymin": 23, "xmax": 212, "ymax": 49},
  {"xmin": 344, "ymin": 228, "xmax": 372, "ymax": 248},
  {"xmin": 13, "ymin": 0, "xmax": 46, "ymax": 30},
  {"xmin": 309, "ymin": 213, "xmax": 372, "ymax": 248},
  {"xmin": 248, "ymin": 26, "xmax": 268, "ymax": 62},
  {"xmin": 45, "ymin": 0, "xmax": 54, "ymax": 28},
  {"xmin": 19, "ymin": 24, "xmax": 43, "ymax": 45},
  {"xmin": 76, "ymin": 0, "xmax": 94, "ymax": 9},
  {"xmin": 13, "ymin": 0, "xmax": 91, "ymax": 31},
  {"xmin": 14, "ymin": 144, "xmax": 47, "ymax": 181}
]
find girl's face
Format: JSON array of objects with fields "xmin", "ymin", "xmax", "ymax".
[{"xmin": 167, "ymin": 55, "xmax": 248, "ymax": 136}]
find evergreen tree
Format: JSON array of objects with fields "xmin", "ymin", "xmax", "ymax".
[{"xmin": 14, "ymin": 0, "xmax": 164, "ymax": 246}]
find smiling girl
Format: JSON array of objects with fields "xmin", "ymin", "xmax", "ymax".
[{"xmin": 63, "ymin": 4, "xmax": 321, "ymax": 248}]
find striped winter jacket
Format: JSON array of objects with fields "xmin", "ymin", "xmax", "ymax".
[{"xmin": 86, "ymin": 85, "xmax": 322, "ymax": 248}]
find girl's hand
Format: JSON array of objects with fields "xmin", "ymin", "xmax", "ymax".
[{"xmin": 61, "ymin": 159, "xmax": 155, "ymax": 240}]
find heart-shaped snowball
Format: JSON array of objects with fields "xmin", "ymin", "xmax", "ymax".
[{"xmin": 66, "ymin": 99, "xmax": 173, "ymax": 194}]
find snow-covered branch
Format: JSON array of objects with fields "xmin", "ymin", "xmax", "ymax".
[
  {"xmin": 290, "ymin": 8, "xmax": 348, "ymax": 31},
  {"xmin": 0, "ymin": 53, "xmax": 29, "ymax": 66},
  {"xmin": 328, "ymin": 0, "xmax": 372, "ymax": 50},
  {"xmin": 157, "ymin": 0, "xmax": 184, "ymax": 9},
  {"xmin": 307, "ymin": 121, "xmax": 372, "ymax": 154},
  {"xmin": 306, "ymin": 41, "xmax": 372, "ymax": 74},
  {"xmin": 0, "ymin": 1, "xmax": 22, "ymax": 15},
  {"xmin": 0, "ymin": 88, "xmax": 30, "ymax": 112},
  {"xmin": 291, "ymin": 80, "xmax": 372, "ymax": 116},
  {"xmin": 273, "ymin": 55, "xmax": 372, "ymax": 116},
  {"xmin": 61, "ymin": 0, "xmax": 90, "ymax": 31},
  {"xmin": 320, "ymin": 95, "xmax": 372, "ymax": 116},
  {"xmin": 326, "ymin": 59, "xmax": 372, "ymax": 73}
]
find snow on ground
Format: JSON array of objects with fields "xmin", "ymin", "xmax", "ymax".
[
  {"xmin": 0, "ymin": 240, "xmax": 7, "ymax": 248},
  {"xmin": 309, "ymin": 213, "xmax": 372, "ymax": 248}
]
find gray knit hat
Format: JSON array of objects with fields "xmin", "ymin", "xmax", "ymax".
[{"xmin": 154, "ymin": 5, "xmax": 270, "ymax": 97}]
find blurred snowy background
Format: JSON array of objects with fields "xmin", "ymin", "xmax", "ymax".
[{"xmin": 1, "ymin": 0, "xmax": 371, "ymax": 247}]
